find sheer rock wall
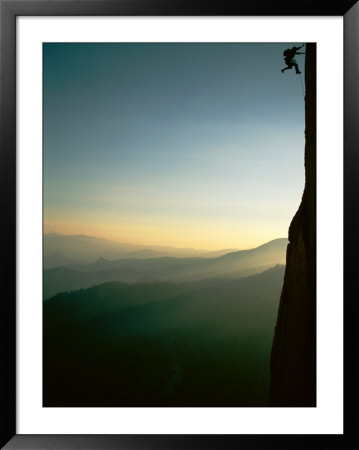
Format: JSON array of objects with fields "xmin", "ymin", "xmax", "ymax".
[{"xmin": 269, "ymin": 43, "xmax": 316, "ymax": 406}]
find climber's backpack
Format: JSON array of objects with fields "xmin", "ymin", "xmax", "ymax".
[{"xmin": 283, "ymin": 49, "xmax": 292, "ymax": 57}]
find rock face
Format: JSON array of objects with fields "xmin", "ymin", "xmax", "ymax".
[{"xmin": 269, "ymin": 43, "xmax": 316, "ymax": 406}]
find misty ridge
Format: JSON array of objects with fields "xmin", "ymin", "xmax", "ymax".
[
  {"xmin": 44, "ymin": 232, "xmax": 237, "ymax": 269},
  {"xmin": 43, "ymin": 233, "xmax": 287, "ymax": 406},
  {"xmin": 43, "ymin": 234, "xmax": 287, "ymax": 299}
]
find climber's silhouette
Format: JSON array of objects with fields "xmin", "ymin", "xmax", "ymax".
[{"xmin": 281, "ymin": 44, "xmax": 305, "ymax": 74}]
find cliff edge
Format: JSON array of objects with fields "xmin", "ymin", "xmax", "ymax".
[{"xmin": 269, "ymin": 43, "xmax": 316, "ymax": 406}]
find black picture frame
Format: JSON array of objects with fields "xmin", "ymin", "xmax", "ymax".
[{"xmin": 1, "ymin": 0, "xmax": 357, "ymax": 448}]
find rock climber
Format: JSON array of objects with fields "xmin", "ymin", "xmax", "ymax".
[{"xmin": 281, "ymin": 44, "xmax": 305, "ymax": 74}]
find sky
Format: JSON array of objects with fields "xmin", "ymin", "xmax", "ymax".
[{"xmin": 43, "ymin": 43, "xmax": 306, "ymax": 251}]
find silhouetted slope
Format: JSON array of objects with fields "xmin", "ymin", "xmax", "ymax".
[
  {"xmin": 270, "ymin": 43, "xmax": 316, "ymax": 406},
  {"xmin": 43, "ymin": 266, "xmax": 285, "ymax": 407},
  {"xmin": 43, "ymin": 278, "xmax": 224, "ymax": 328}
]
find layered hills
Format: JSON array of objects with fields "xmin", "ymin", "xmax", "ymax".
[
  {"xmin": 43, "ymin": 238, "xmax": 287, "ymax": 299},
  {"xmin": 44, "ymin": 233, "xmax": 236, "ymax": 269}
]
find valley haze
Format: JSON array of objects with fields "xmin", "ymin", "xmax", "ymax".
[
  {"xmin": 44, "ymin": 232, "xmax": 240, "ymax": 269},
  {"xmin": 43, "ymin": 233, "xmax": 287, "ymax": 299}
]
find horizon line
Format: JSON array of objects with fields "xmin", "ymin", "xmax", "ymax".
[{"xmin": 44, "ymin": 230, "xmax": 288, "ymax": 253}]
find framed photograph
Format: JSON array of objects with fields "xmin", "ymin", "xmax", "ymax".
[{"xmin": 1, "ymin": 0, "xmax": 356, "ymax": 448}]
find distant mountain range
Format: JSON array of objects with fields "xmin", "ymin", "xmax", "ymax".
[
  {"xmin": 43, "ymin": 238, "xmax": 287, "ymax": 299},
  {"xmin": 44, "ymin": 233, "xmax": 237, "ymax": 269}
]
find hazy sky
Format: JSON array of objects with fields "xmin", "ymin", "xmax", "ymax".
[{"xmin": 43, "ymin": 43, "xmax": 305, "ymax": 250}]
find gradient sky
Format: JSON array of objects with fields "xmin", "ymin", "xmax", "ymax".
[{"xmin": 43, "ymin": 43, "xmax": 306, "ymax": 250}]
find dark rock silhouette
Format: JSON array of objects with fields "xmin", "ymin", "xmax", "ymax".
[{"xmin": 270, "ymin": 43, "xmax": 316, "ymax": 406}]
